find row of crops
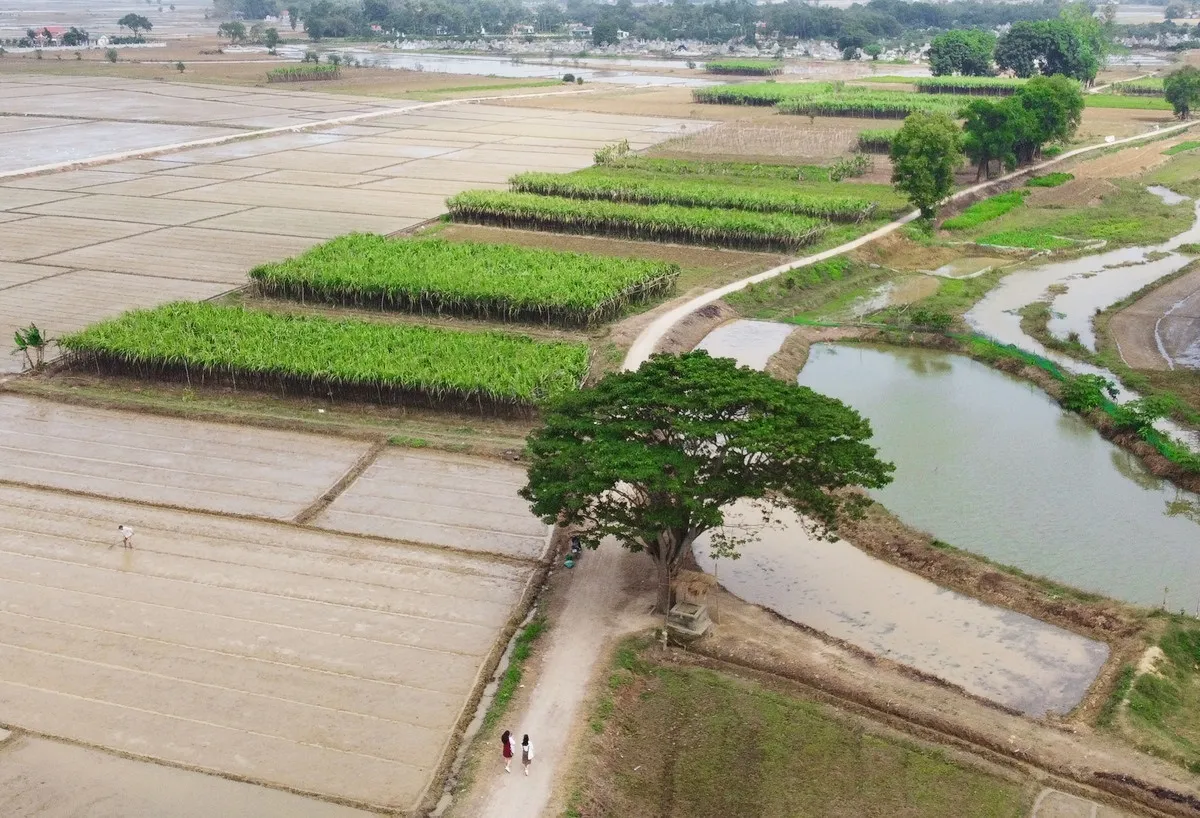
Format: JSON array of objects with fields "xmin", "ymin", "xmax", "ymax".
[
  {"xmin": 1109, "ymin": 77, "xmax": 1164, "ymax": 97},
  {"xmin": 60, "ymin": 302, "xmax": 589, "ymax": 414},
  {"xmin": 250, "ymin": 235, "xmax": 678, "ymax": 326},
  {"xmin": 856, "ymin": 128, "xmax": 897, "ymax": 153},
  {"xmin": 692, "ymin": 82, "xmax": 974, "ymax": 119},
  {"xmin": 266, "ymin": 65, "xmax": 341, "ymax": 82},
  {"xmin": 705, "ymin": 59, "xmax": 783, "ymax": 76},
  {"xmin": 913, "ymin": 76, "xmax": 1029, "ymax": 96}
]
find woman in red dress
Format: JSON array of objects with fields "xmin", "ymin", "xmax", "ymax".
[{"xmin": 501, "ymin": 729, "xmax": 514, "ymax": 772}]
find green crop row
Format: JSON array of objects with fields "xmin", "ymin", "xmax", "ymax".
[
  {"xmin": 777, "ymin": 90, "xmax": 972, "ymax": 119},
  {"xmin": 602, "ymin": 155, "xmax": 834, "ymax": 182},
  {"xmin": 1026, "ymin": 172, "xmax": 1074, "ymax": 187},
  {"xmin": 941, "ymin": 190, "xmax": 1027, "ymax": 230},
  {"xmin": 59, "ymin": 302, "xmax": 588, "ymax": 411},
  {"xmin": 704, "ymin": 59, "xmax": 783, "ymax": 76},
  {"xmin": 266, "ymin": 65, "xmax": 341, "ymax": 82},
  {"xmin": 1084, "ymin": 94, "xmax": 1173, "ymax": 110},
  {"xmin": 509, "ymin": 170, "xmax": 878, "ymax": 222},
  {"xmin": 914, "ymin": 76, "xmax": 1028, "ymax": 95},
  {"xmin": 250, "ymin": 235, "xmax": 678, "ymax": 326},
  {"xmin": 691, "ymin": 81, "xmax": 829, "ymax": 106},
  {"xmin": 446, "ymin": 190, "xmax": 827, "ymax": 251},
  {"xmin": 1109, "ymin": 77, "xmax": 1164, "ymax": 96},
  {"xmin": 856, "ymin": 128, "xmax": 897, "ymax": 153}
]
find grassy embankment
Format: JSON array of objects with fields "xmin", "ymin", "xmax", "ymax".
[{"xmin": 563, "ymin": 641, "xmax": 1034, "ymax": 818}]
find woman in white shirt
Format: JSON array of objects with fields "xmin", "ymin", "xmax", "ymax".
[{"xmin": 521, "ymin": 734, "xmax": 533, "ymax": 776}]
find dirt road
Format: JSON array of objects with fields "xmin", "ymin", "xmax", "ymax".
[{"xmin": 455, "ymin": 539, "xmax": 643, "ymax": 818}]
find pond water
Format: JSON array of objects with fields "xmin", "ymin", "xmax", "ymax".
[
  {"xmin": 928, "ymin": 256, "xmax": 1009, "ymax": 279},
  {"xmin": 694, "ymin": 319, "xmax": 796, "ymax": 369},
  {"xmin": 967, "ymin": 192, "xmax": 1199, "ymax": 354},
  {"xmin": 797, "ymin": 342, "xmax": 1200, "ymax": 612}
]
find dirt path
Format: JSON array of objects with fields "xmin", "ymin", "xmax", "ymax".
[{"xmin": 459, "ymin": 539, "xmax": 640, "ymax": 818}]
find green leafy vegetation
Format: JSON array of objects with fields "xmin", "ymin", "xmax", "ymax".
[
  {"xmin": 927, "ymin": 29, "xmax": 997, "ymax": 78},
  {"xmin": 856, "ymin": 128, "xmax": 898, "ymax": 153},
  {"xmin": 1164, "ymin": 65, "xmax": 1200, "ymax": 119},
  {"xmin": 59, "ymin": 302, "xmax": 589, "ymax": 411},
  {"xmin": 599, "ymin": 155, "xmax": 836, "ymax": 182},
  {"xmin": 728, "ymin": 257, "xmax": 883, "ymax": 320},
  {"xmin": 976, "ymin": 229, "xmax": 1074, "ymax": 249},
  {"xmin": 890, "ymin": 111, "xmax": 963, "ymax": 219},
  {"xmin": 1111, "ymin": 77, "xmax": 1165, "ymax": 96},
  {"xmin": 266, "ymin": 65, "xmax": 340, "ymax": 82},
  {"xmin": 1117, "ymin": 623, "xmax": 1200, "ymax": 769},
  {"xmin": 1097, "ymin": 665, "xmax": 1136, "ymax": 727},
  {"xmin": 482, "ymin": 616, "xmax": 547, "ymax": 731},
  {"xmin": 942, "ymin": 190, "xmax": 1027, "ymax": 230},
  {"xmin": 249, "ymin": 236, "xmax": 678, "ymax": 326},
  {"xmin": 569, "ymin": 655, "xmax": 1032, "ymax": 818},
  {"xmin": 915, "ymin": 75, "xmax": 1026, "ymax": 95},
  {"xmin": 508, "ymin": 170, "xmax": 883, "ymax": 222},
  {"xmin": 691, "ymin": 81, "xmax": 829, "ymax": 106},
  {"xmin": 778, "ymin": 89, "xmax": 972, "ymax": 118},
  {"xmin": 1164, "ymin": 141, "xmax": 1200, "ymax": 156},
  {"xmin": 1026, "ymin": 171, "xmax": 1074, "ymax": 187},
  {"xmin": 446, "ymin": 190, "xmax": 828, "ymax": 251},
  {"xmin": 962, "ymin": 75, "xmax": 1084, "ymax": 178},
  {"xmin": 704, "ymin": 58, "xmax": 783, "ymax": 76}
]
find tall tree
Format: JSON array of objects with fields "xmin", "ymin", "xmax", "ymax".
[
  {"xmin": 520, "ymin": 352, "xmax": 894, "ymax": 613},
  {"xmin": 961, "ymin": 98, "xmax": 1022, "ymax": 179},
  {"xmin": 1165, "ymin": 65, "xmax": 1200, "ymax": 119},
  {"xmin": 995, "ymin": 20, "xmax": 1047, "ymax": 78},
  {"xmin": 264, "ymin": 26, "xmax": 279, "ymax": 52},
  {"xmin": 591, "ymin": 17, "xmax": 618, "ymax": 45},
  {"xmin": 287, "ymin": 5, "xmax": 299, "ymax": 30},
  {"xmin": 836, "ymin": 25, "xmax": 870, "ymax": 60},
  {"xmin": 890, "ymin": 111, "xmax": 963, "ymax": 220},
  {"xmin": 928, "ymin": 29, "xmax": 996, "ymax": 77},
  {"xmin": 117, "ymin": 13, "xmax": 153, "ymax": 35},
  {"xmin": 1013, "ymin": 74, "xmax": 1084, "ymax": 161}
]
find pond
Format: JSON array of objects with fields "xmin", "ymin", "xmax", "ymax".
[{"xmin": 797, "ymin": 342, "xmax": 1200, "ymax": 612}]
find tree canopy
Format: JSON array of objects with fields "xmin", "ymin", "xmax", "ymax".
[
  {"xmin": 960, "ymin": 74, "xmax": 1083, "ymax": 177},
  {"xmin": 520, "ymin": 351, "xmax": 894, "ymax": 613},
  {"xmin": 890, "ymin": 111, "xmax": 963, "ymax": 220},
  {"xmin": 1165, "ymin": 66, "xmax": 1200, "ymax": 120},
  {"xmin": 994, "ymin": 5, "xmax": 1109, "ymax": 84},
  {"xmin": 117, "ymin": 13, "xmax": 153, "ymax": 35},
  {"xmin": 928, "ymin": 30, "xmax": 996, "ymax": 77}
]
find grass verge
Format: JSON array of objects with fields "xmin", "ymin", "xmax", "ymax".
[
  {"xmin": 482, "ymin": 615, "xmax": 547, "ymax": 732},
  {"xmin": 942, "ymin": 191, "xmax": 1027, "ymax": 231},
  {"xmin": 566, "ymin": 642, "xmax": 1034, "ymax": 818}
]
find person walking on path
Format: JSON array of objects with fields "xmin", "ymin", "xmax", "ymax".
[
  {"xmin": 115, "ymin": 525, "xmax": 134, "ymax": 549},
  {"xmin": 501, "ymin": 730, "xmax": 514, "ymax": 773},
  {"xmin": 521, "ymin": 734, "xmax": 533, "ymax": 776}
]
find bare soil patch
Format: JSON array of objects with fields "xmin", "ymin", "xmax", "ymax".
[
  {"xmin": 497, "ymin": 85, "xmax": 765, "ymax": 121},
  {"xmin": 1027, "ymin": 178, "xmax": 1120, "ymax": 207},
  {"xmin": 1072, "ymin": 137, "xmax": 1185, "ymax": 179},
  {"xmin": 647, "ymin": 115, "xmax": 866, "ymax": 162}
]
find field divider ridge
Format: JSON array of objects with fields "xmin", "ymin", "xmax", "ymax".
[{"xmin": 293, "ymin": 437, "xmax": 387, "ymax": 525}]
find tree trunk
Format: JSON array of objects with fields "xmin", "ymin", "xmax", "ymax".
[
  {"xmin": 655, "ymin": 558, "xmax": 676, "ymax": 615},
  {"xmin": 651, "ymin": 528, "xmax": 699, "ymax": 615}
]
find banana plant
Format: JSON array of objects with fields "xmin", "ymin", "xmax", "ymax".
[{"xmin": 12, "ymin": 323, "xmax": 55, "ymax": 371}]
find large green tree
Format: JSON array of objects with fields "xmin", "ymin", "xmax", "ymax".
[
  {"xmin": 962, "ymin": 98, "xmax": 1024, "ymax": 179},
  {"xmin": 520, "ymin": 352, "xmax": 894, "ymax": 613},
  {"xmin": 1165, "ymin": 66, "xmax": 1200, "ymax": 119},
  {"xmin": 995, "ymin": 6, "xmax": 1107, "ymax": 84},
  {"xmin": 890, "ymin": 111, "xmax": 963, "ymax": 220},
  {"xmin": 117, "ymin": 13, "xmax": 153, "ymax": 35},
  {"xmin": 928, "ymin": 29, "xmax": 996, "ymax": 77}
]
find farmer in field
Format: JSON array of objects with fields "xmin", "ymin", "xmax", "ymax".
[{"xmin": 115, "ymin": 525, "xmax": 134, "ymax": 549}]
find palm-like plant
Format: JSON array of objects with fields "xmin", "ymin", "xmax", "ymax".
[{"xmin": 12, "ymin": 323, "xmax": 55, "ymax": 370}]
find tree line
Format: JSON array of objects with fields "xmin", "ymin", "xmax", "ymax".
[
  {"xmin": 218, "ymin": 0, "xmax": 1071, "ymax": 44},
  {"xmin": 930, "ymin": 4, "xmax": 1111, "ymax": 84}
]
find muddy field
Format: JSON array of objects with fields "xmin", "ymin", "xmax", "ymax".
[
  {"xmin": 0, "ymin": 481, "xmax": 535, "ymax": 811},
  {"xmin": 1109, "ymin": 265, "xmax": 1200, "ymax": 370}
]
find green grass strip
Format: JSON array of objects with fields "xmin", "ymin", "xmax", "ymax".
[
  {"xmin": 250, "ymin": 235, "xmax": 678, "ymax": 326},
  {"xmin": 1026, "ymin": 172, "xmax": 1074, "ymax": 187},
  {"xmin": 510, "ymin": 170, "xmax": 879, "ymax": 222},
  {"xmin": 942, "ymin": 190, "xmax": 1027, "ymax": 230},
  {"xmin": 60, "ymin": 302, "xmax": 589, "ymax": 409},
  {"xmin": 266, "ymin": 65, "xmax": 340, "ymax": 82},
  {"xmin": 1109, "ymin": 77, "xmax": 1164, "ymax": 96},
  {"xmin": 482, "ymin": 616, "xmax": 547, "ymax": 731},
  {"xmin": 1084, "ymin": 94, "xmax": 1173, "ymax": 111},
  {"xmin": 976, "ymin": 229, "xmax": 1075, "ymax": 250},
  {"xmin": 1164, "ymin": 140, "xmax": 1200, "ymax": 156},
  {"xmin": 447, "ymin": 190, "xmax": 828, "ymax": 251}
]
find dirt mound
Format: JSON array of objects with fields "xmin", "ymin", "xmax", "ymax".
[
  {"xmin": 1072, "ymin": 138, "xmax": 1181, "ymax": 179},
  {"xmin": 1028, "ymin": 178, "xmax": 1118, "ymax": 207}
]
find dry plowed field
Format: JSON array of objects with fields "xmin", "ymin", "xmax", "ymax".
[
  {"xmin": 0, "ymin": 395, "xmax": 372, "ymax": 520},
  {"xmin": 0, "ymin": 480, "xmax": 536, "ymax": 812},
  {"xmin": 314, "ymin": 449, "xmax": 550, "ymax": 560},
  {"xmin": 0, "ymin": 75, "xmax": 706, "ymax": 374}
]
